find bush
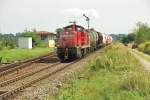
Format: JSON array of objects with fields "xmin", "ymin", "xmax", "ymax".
[
  {"xmin": 36, "ymin": 41, "xmax": 49, "ymax": 48},
  {"xmin": 138, "ymin": 43, "xmax": 145, "ymax": 52},
  {"xmin": 144, "ymin": 43, "xmax": 150, "ymax": 55},
  {"xmin": 138, "ymin": 41, "xmax": 150, "ymax": 55}
]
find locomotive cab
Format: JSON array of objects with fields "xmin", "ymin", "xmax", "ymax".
[{"xmin": 56, "ymin": 22, "xmax": 89, "ymax": 61}]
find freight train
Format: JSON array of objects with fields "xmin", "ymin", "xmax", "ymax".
[{"xmin": 56, "ymin": 22, "xmax": 112, "ymax": 61}]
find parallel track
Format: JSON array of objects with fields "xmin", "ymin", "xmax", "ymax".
[
  {"xmin": 0, "ymin": 59, "xmax": 79, "ymax": 100},
  {"xmin": 0, "ymin": 63, "xmax": 60, "ymax": 87},
  {"xmin": 0, "ymin": 52, "xmax": 55, "ymax": 77}
]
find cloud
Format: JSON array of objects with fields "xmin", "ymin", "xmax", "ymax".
[{"xmin": 62, "ymin": 8, "xmax": 99, "ymax": 18}]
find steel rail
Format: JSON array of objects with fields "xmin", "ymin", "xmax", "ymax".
[
  {"xmin": 0, "ymin": 53, "xmax": 55, "ymax": 77},
  {"xmin": 0, "ymin": 59, "xmax": 79, "ymax": 100}
]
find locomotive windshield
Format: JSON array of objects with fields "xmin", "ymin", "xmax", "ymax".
[
  {"xmin": 77, "ymin": 27, "xmax": 83, "ymax": 32},
  {"xmin": 58, "ymin": 26, "xmax": 74, "ymax": 39},
  {"xmin": 65, "ymin": 27, "xmax": 72, "ymax": 31}
]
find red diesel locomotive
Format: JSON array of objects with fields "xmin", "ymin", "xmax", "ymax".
[{"xmin": 56, "ymin": 22, "xmax": 112, "ymax": 61}]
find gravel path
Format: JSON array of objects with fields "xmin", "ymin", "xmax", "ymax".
[{"xmin": 131, "ymin": 49, "xmax": 150, "ymax": 71}]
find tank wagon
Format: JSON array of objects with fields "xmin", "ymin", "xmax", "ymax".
[{"xmin": 56, "ymin": 22, "xmax": 112, "ymax": 61}]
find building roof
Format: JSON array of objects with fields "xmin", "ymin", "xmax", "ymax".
[{"xmin": 36, "ymin": 31, "xmax": 55, "ymax": 35}]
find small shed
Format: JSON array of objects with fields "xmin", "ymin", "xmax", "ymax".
[{"xmin": 18, "ymin": 37, "xmax": 32, "ymax": 49}]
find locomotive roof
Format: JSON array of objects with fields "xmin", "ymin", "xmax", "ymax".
[{"xmin": 64, "ymin": 25, "xmax": 85, "ymax": 29}]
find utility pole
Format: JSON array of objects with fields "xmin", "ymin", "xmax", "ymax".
[{"xmin": 83, "ymin": 14, "xmax": 90, "ymax": 29}]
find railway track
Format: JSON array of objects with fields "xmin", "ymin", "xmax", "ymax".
[
  {"xmin": 0, "ymin": 59, "xmax": 79, "ymax": 100},
  {"xmin": 0, "ymin": 49, "xmax": 97, "ymax": 100},
  {"xmin": 0, "ymin": 63, "xmax": 60, "ymax": 87},
  {"xmin": 0, "ymin": 52, "xmax": 55, "ymax": 77}
]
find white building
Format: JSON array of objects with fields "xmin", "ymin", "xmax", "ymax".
[{"xmin": 18, "ymin": 37, "xmax": 32, "ymax": 49}]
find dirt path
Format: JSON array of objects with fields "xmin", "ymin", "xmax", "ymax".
[{"xmin": 130, "ymin": 49, "xmax": 150, "ymax": 71}]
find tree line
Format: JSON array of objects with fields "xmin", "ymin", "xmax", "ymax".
[
  {"xmin": 0, "ymin": 33, "xmax": 17, "ymax": 50},
  {"xmin": 121, "ymin": 22, "xmax": 150, "ymax": 54},
  {"xmin": 121, "ymin": 22, "xmax": 150, "ymax": 44},
  {"xmin": 0, "ymin": 30, "xmax": 42, "ymax": 50}
]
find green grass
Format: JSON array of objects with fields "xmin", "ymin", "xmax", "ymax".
[
  {"xmin": 50, "ymin": 43, "xmax": 150, "ymax": 100},
  {"xmin": 0, "ymin": 47, "xmax": 54, "ymax": 63}
]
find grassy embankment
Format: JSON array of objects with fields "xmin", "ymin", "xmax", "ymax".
[
  {"xmin": 133, "ymin": 49, "xmax": 150, "ymax": 62},
  {"xmin": 0, "ymin": 47, "xmax": 54, "ymax": 63},
  {"xmin": 52, "ymin": 43, "xmax": 150, "ymax": 100}
]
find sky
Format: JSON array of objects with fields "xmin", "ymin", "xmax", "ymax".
[{"xmin": 0, "ymin": 0, "xmax": 150, "ymax": 34}]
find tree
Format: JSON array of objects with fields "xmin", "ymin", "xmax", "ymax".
[
  {"xmin": 121, "ymin": 33, "xmax": 135, "ymax": 44},
  {"xmin": 0, "ymin": 33, "xmax": 17, "ymax": 49},
  {"xmin": 55, "ymin": 28, "xmax": 63, "ymax": 42},
  {"xmin": 110, "ymin": 34, "xmax": 126, "ymax": 42},
  {"xmin": 56, "ymin": 28, "xmax": 64, "ymax": 34},
  {"xmin": 133, "ymin": 22, "xmax": 150, "ymax": 44}
]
